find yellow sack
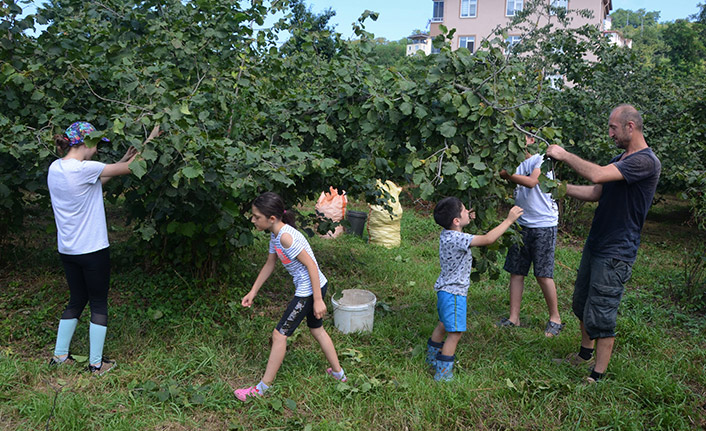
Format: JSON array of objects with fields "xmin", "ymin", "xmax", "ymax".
[
  {"xmin": 368, "ymin": 180, "xmax": 403, "ymax": 248},
  {"xmin": 315, "ymin": 187, "xmax": 347, "ymax": 239}
]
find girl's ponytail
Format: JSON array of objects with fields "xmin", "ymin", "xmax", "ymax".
[
  {"xmin": 282, "ymin": 209, "xmax": 296, "ymax": 228},
  {"xmin": 252, "ymin": 192, "xmax": 297, "ymax": 228},
  {"xmin": 53, "ymin": 134, "xmax": 71, "ymax": 154}
]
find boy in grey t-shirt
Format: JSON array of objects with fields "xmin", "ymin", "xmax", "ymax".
[{"xmin": 426, "ymin": 197, "xmax": 523, "ymax": 381}]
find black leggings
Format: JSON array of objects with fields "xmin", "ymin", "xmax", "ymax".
[{"xmin": 59, "ymin": 247, "xmax": 110, "ymax": 326}]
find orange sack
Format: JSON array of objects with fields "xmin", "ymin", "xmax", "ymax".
[{"xmin": 315, "ymin": 187, "xmax": 347, "ymax": 239}]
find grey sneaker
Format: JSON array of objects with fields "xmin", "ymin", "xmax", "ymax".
[
  {"xmin": 49, "ymin": 354, "xmax": 75, "ymax": 366},
  {"xmin": 88, "ymin": 358, "xmax": 116, "ymax": 376},
  {"xmin": 552, "ymin": 352, "xmax": 594, "ymax": 367}
]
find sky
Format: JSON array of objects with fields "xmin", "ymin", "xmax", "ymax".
[
  {"xmin": 20, "ymin": 1, "xmax": 702, "ymax": 41},
  {"xmin": 306, "ymin": 0, "xmax": 702, "ymax": 41}
]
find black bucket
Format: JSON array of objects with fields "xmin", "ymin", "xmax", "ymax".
[{"xmin": 346, "ymin": 210, "xmax": 367, "ymax": 237}]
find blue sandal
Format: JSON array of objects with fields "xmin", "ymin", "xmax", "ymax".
[
  {"xmin": 545, "ymin": 321, "xmax": 564, "ymax": 337},
  {"xmin": 496, "ymin": 317, "xmax": 517, "ymax": 328}
]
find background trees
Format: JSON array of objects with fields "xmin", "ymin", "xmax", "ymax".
[{"xmin": 1, "ymin": 0, "xmax": 705, "ymax": 275}]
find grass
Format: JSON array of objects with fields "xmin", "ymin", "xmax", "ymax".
[{"xmin": 1, "ymin": 196, "xmax": 705, "ymax": 430}]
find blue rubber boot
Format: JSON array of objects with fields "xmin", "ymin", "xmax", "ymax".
[
  {"xmin": 434, "ymin": 354, "xmax": 455, "ymax": 381},
  {"xmin": 426, "ymin": 339, "xmax": 444, "ymax": 367}
]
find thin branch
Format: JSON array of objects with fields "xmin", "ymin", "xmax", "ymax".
[
  {"xmin": 90, "ymin": 0, "xmax": 124, "ymax": 19},
  {"xmin": 72, "ymin": 66, "xmax": 152, "ymax": 112},
  {"xmin": 189, "ymin": 68, "xmax": 208, "ymax": 98}
]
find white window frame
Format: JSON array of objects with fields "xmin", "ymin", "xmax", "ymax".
[
  {"xmin": 432, "ymin": 1, "xmax": 444, "ymax": 22},
  {"xmin": 505, "ymin": 35, "xmax": 521, "ymax": 52},
  {"xmin": 547, "ymin": 74, "xmax": 564, "ymax": 90},
  {"xmin": 459, "ymin": 36, "xmax": 475, "ymax": 52},
  {"xmin": 460, "ymin": 0, "xmax": 477, "ymax": 18},
  {"xmin": 506, "ymin": 0, "xmax": 523, "ymax": 17},
  {"xmin": 550, "ymin": 0, "xmax": 568, "ymax": 15}
]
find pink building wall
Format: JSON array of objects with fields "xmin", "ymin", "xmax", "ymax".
[{"xmin": 430, "ymin": 0, "xmax": 611, "ymax": 51}]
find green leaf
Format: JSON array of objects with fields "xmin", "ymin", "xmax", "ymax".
[
  {"xmin": 156, "ymin": 390, "xmax": 169, "ymax": 402},
  {"xmin": 442, "ymin": 162, "xmax": 458, "ymax": 175},
  {"xmin": 151, "ymin": 310, "xmax": 163, "ymax": 320},
  {"xmin": 439, "ymin": 121, "xmax": 457, "ymax": 138},
  {"xmin": 112, "ymin": 119, "xmax": 125, "ymax": 135},
  {"xmin": 130, "ymin": 160, "xmax": 147, "ymax": 179},
  {"xmin": 505, "ymin": 378, "xmax": 517, "ymax": 390},
  {"xmin": 190, "ymin": 393, "xmax": 205, "ymax": 404},
  {"xmin": 284, "ymin": 398, "xmax": 297, "ymax": 411},
  {"xmin": 182, "ymin": 165, "xmax": 202, "ymax": 179},
  {"xmin": 414, "ymin": 105, "xmax": 428, "ymax": 119},
  {"xmin": 180, "ymin": 103, "xmax": 191, "ymax": 115},
  {"xmin": 420, "ymin": 182, "xmax": 435, "ymax": 198},
  {"xmin": 141, "ymin": 147, "xmax": 158, "ymax": 162},
  {"xmin": 399, "ymin": 102, "xmax": 413, "ymax": 115}
]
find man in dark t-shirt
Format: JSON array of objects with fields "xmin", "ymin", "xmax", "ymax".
[{"xmin": 547, "ymin": 104, "xmax": 661, "ymax": 383}]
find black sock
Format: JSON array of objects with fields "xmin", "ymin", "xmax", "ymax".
[
  {"xmin": 578, "ymin": 346, "xmax": 594, "ymax": 360},
  {"xmin": 436, "ymin": 354, "xmax": 455, "ymax": 363},
  {"xmin": 427, "ymin": 338, "xmax": 444, "ymax": 349},
  {"xmin": 589, "ymin": 369, "xmax": 605, "ymax": 381}
]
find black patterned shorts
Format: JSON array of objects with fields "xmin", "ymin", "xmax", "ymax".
[
  {"xmin": 503, "ymin": 226, "xmax": 557, "ymax": 278},
  {"xmin": 275, "ymin": 284, "xmax": 328, "ymax": 336}
]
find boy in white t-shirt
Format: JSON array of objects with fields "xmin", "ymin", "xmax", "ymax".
[{"xmin": 497, "ymin": 128, "xmax": 563, "ymax": 337}]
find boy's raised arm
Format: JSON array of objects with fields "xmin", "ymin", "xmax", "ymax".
[{"xmin": 470, "ymin": 206, "xmax": 523, "ymax": 247}]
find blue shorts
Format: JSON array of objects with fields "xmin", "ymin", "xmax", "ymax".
[{"xmin": 436, "ymin": 291, "xmax": 467, "ymax": 332}]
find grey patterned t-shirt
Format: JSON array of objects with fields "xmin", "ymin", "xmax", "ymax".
[{"xmin": 434, "ymin": 229, "xmax": 474, "ymax": 296}]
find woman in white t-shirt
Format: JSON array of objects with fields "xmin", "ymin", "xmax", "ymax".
[{"xmin": 47, "ymin": 121, "xmax": 138, "ymax": 376}]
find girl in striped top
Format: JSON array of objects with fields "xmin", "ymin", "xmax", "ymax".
[{"xmin": 234, "ymin": 192, "xmax": 346, "ymax": 401}]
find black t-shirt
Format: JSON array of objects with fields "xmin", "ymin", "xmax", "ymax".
[{"xmin": 585, "ymin": 148, "xmax": 661, "ymax": 263}]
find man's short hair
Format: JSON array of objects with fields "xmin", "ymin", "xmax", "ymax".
[
  {"xmin": 613, "ymin": 104, "xmax": 643, "ymax": 132},
  {"xmin": 434, "ymin": 196, "xmax": 464, "ymax": 229}
]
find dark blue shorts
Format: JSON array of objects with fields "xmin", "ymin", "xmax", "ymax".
[
  {"xmin": 572, "ymin": 247, "xmax": 632, "ymax": 339},
  {"xmin": 276, "ymin": 284, "xmax": 327, "ymax": 336},
  {"xmin": 503, "ymin": 226, "xmax": 557, "ymax": 278}
]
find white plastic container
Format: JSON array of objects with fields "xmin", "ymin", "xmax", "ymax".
[{"xmin": 331, "ymin": 289, "xmax": 377, "ymax": 334}]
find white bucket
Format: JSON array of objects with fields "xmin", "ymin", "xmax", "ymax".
[{"xmin": 331, "ymin": 289, "xmax": 377, "ymax": 334}]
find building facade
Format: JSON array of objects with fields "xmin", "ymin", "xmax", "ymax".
[
  {"xmin": 429, "ymin": 0, "xmax": 613, "ymax": 52},
  {"xmin": 406, "ymin": 33, "xmax": 433, "ymax": 56}
]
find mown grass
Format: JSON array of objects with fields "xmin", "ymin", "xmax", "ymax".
[{"xmin": 1, "ymin": 196, "xmax": 705, "ymax": 430}]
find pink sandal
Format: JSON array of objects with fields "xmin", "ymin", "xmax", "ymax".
[{"xmin": 234, "ymin": 386, "xmax": 261, "ymax": 401}]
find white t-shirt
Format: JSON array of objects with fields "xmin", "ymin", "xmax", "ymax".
[
  {"xmin": 269, "ymin": 223, "xmax": 327, "ymax": 297},
  {"xmin": 513, "ymin": 154, "xmax": 559, "ymax": 228},
  {"xmin": 47, "ymin": 158, "xmax": 109, "ymax": 255}
]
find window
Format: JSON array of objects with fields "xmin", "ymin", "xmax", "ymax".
[
  {"xmin": 550, "ymin": 0, "xmax": 568, "ymax": 15},
  {"xmin": 547, "ymin": 74, "xmax": 564, "ymax": 90},
  {"xmin": 506, "ymin": 0, "xmax": 523, "ymax": 16},
  {"xmin": 505, "ymin": 35, "xmax": 521, "ymax": 52},
  {"xmin": 461, "ymin": 0, "xmax": 477, "ymax": 18},
  {"xmin": 431, "ymin": 46, "xmax": 441, "ymax": 54},
  {"xmin": 459, "ymin": 36, "xmax": 475, "ymax": 52},
  {"xmin": 432, "ymin": 1, "xmax": 444, "ymax": 22}
]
